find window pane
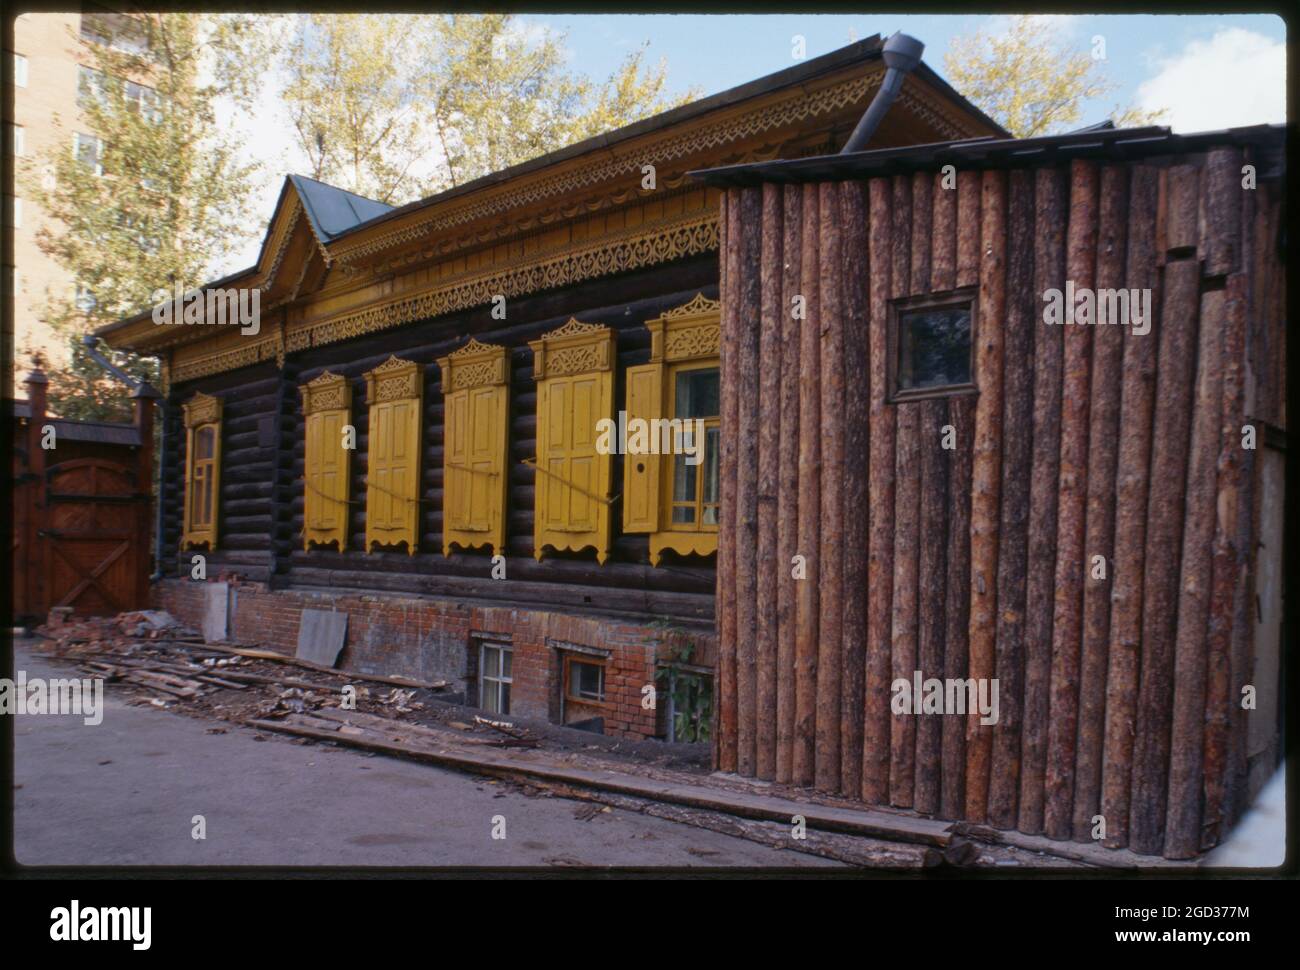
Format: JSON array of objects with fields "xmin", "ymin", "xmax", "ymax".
[
  {"xmin": 501, "ymin": 648, "xmax": 512, "ymax": 679},
  {"xmin": 672, "ymin": 454, "xmax": 696, "ymax": 505},
  {"xmin": 897, "ymin": 304, "xmax": 971, "ymax": 391},
  {"xmin": 675, "ymin": 368, "xmax": 719, "ymax": 419},
  {"xmin": 195, "ymin": 425, "xmax": 214, "ymax": 459},
  {"xmin": 572, "ymin": 660, "xmax": 604, "ymax": 701},
  {"xmin": 703, "ymin": 426, "xmax": 719, "ymax": 505},
  {"xmin": 499, "ymin": 683, "xmax": 511, "ymax": 715},
  {"xmin": 481, "ymin": 644, "xmax": 499, "ymax": 679}
]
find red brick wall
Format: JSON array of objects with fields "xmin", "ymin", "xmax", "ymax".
[{"xmin": 152, "ymin": 578, "xmax": 714, "ymax": 740}]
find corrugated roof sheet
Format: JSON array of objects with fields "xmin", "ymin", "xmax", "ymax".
[{"xmin": 689, "ymin": 123, "xmax": 1286, "ymax": 187}]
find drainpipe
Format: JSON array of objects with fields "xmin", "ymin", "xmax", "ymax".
[
  {"xmin": 81, "ymin": 334, "xmax": 167, "ymax": 580},
  {"xmin": 840, "ymin": 32, "xmax": 926, "ymax": 154}
]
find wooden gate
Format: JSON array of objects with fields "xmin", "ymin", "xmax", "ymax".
[{"xmin": 41, "ymin": 458, "xmax": 149, "ymax": 615}]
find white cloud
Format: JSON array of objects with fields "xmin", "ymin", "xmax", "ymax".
[{"xmin": 1136, "ymin": 27, "xmax": 1285, "ymax": 133}]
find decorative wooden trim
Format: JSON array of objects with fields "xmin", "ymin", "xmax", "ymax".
[
  {"xmin": 651, "ymin": 530, "xmax": 719, "ymax": 568},
  {"xmin": 364, "ymin": 355, "xmax": 422, "ymax": 402},
  {"xmin": 300, "ymin": 370, "xmax": 350, "ymax": 415},
  {"xmin": 437, "ymin": 339, "xmax": 509, "ymax": 391},
  {"xmin": 529, "ymin": 318, "xmax": 615, "ymax": 380},
  {"xmin": 181, "ymin": 391, "xmax": 222, "ymax": 429},
  {"xmin": 647, "ymin": 292, "xmax": 722, "ymax": 364},
  {"xmin": 286, "ymin": 209, "xmax": 719, "ymax": 360}
]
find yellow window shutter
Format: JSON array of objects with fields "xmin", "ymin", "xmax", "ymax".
[
  {"xmin": 363, "ymin": 357, "xmax": 422, "ymax": 555},
  {"xmin": 437, "ymin": 339, "xmax": 510, "ymax": 557},
  {"xmin": 528, "ymin": 319, "xmax": 615, "ymax": 563},
  {"xmin": 181, "ymin": 392, "xmax": 222, "ymax": 551},
  {"xmin": 301, "ymin": 371, "xmax": 351, "ymax": 551},
  {"xmin": 622, "ymin": 362, "xmax": 662, "ymax": 534}
]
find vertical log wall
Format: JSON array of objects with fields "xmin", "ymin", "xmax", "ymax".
[{"xmin": 716, "ymin": 146, "xmax": 1278, "ymax": 858}]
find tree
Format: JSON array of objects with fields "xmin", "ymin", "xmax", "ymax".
[
  {"xmin": 281, "ymin": 14, "xmax": 698, "ymax": 202},
  {"xmin": 20, "ymin": 13, "xmax": 267, "ymax": 420},
  {"xmin": 944, "ymin": 16, "xmax": 1166, "ymax": 138}
]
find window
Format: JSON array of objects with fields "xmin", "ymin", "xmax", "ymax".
[
  {"xmin": 74, "ymin": 132, "xmax": 104, "ymax": 175},
  {"xmin": 181, "ymin": 393, "xmax": 222, "ymax": 550},
  {"xmin": 436, "ymin": 339, "xmax": 510, "ymax": 557},
  {"xmin": 124, "ymin": 81, "xmax": 163, "ymax": 123},
  {"xmin": 12, "ymin": 54, "xmax": 27, "ymax": 88},
  {"xmin": 478, "ymin": 641, "xmax": 512, "ymax": 715},
  {"xmin": 363, "ymin": 357, "xmax": 422, "ymax": 554},
  {"xmin": 657, "ymin": 665, "xmax": 714, "ymax": 743},
  {"xmin": 8, "ymin": 124, "xmax": 23, "ymax": 157},
  {"xmin": 5, "ymin": 196, "xmax": 21, "ymax": 229},
  {"xmin": 79, "ymin": 18, "xmax": 111, "ymax": 46},
  {"xmin": 301, "ymin": 371, "xmax": 352, "ymax": 551},
  {"xmin": 564, "ymin": 655, "xmax": 606, "ymax": 704},
  {"xmin": 528, "ymin": 318, "xmax": 615, "ymax": 563},
  {"xmin": 77, "ymin": 65, "xmax": 107, "ymax": 107},
  {"xmin": 888, "ymin": 287, "xmax": 977, "ymax": 401},
  {"xmin": 668, "ymin": 366, "xmax": 720, "ymax": 528},
  {"xmin": 81, "ymin": 13, "xmax": 152, "ymax": 57},
  {"xmin": 622, "ymin": 293, "xmax": 722, "ymax": 566}
]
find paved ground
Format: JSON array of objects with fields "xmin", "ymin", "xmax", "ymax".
[{"xmin": 11, "ymin": 640, "xmax": 836, "ymax": 869}]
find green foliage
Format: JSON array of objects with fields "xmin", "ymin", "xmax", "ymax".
[
  {"xmin": 944, "ymin": 16, "xmax": 1167, "ymax": 137},
  {"xmin": 20, "ymin": 13, "xmax": 264, "ymax": 419},
  {"xmin": 281, "ymin": 14, "xmax": 699, "ymax": 201},
  {"xmin": 651, "ymin": 624, "xmax": 713, "ymax": 744}
]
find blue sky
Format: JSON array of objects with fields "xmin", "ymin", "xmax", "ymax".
[
  {"xmin": 222, "ymin": 13, "xmax": 1286, "ymax": 273},
  {"xmin": 525, "ymin": 13, "xmax": 1286, "ymax": 131}
]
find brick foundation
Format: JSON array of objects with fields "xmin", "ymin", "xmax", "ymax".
[{"xmin": 152, "ymin": 578, "xmax": 715, "ymax": 740}]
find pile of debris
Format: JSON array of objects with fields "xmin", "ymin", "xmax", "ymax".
[{"xmin": 35, "ymin": 610, "xmax": 450, "ymax": 724}]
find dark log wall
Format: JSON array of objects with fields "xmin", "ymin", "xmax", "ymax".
[
  {"xmin": 161, "ymin": 255, "xmax": 720, "ymax": 623},
  {"xmin": 717, "ymin": 146, "xmax": 1284, "ymax": 858}
]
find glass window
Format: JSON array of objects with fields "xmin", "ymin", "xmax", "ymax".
[
  {"xmin": 77, "ymin": 65, "xmax": 106, "ymax": 106},
  {"xmin": 74, "ymin": 132, "xmax": 103, "ymax": 175},
  {"xmin": 894, "ymin": 298, "xmax": 974, "ymax": 396},
  {"xmin": 669, "ymin": 366, "xmax": 720, "ymax": 531},
  {"xmin": 13, "ymin": 54, "xmax": 27, "ymax": 88},
  {"xmin": 567, "ymin": 658, "xmax": 605, "ymax": 703},
  {"xmin": 478, "ymin": 642, "xmax": 512, "ymax": 715}
]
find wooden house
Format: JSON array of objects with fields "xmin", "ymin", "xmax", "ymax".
[
  {"xmin": 93, "ymin": 38, "xmax": 1002, "ymax": 740},
  {"xmin": 693, "ymin": 121, "xmax": 1286, "ymax": 858}
]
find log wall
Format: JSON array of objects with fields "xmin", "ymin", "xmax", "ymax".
[
  {"xmin": 716, "ymin": 146, "xmax": 1285, "ymax": 858},
  {"xmin": 161, "ymin": 256, "xmax": 721, "ymax": 623}
]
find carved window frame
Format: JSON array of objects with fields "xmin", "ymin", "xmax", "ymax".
[{"xmin": 181, "ymin": 391, "xmax": 222, "ymax": 551}]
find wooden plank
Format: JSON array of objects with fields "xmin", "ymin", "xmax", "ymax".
[
  {"xmin": 942, "ymin": 396, "xmax": 974, "ymax": 819},
  {"xmin": 756, "ymin": 182, "xmax": 783, "ymax": 781},
  {"xmin": 1099, "ymin": 164, "xmax": 1160, "ymax": 849},
  {"xmin": 717, "ymin": 191, "xmax": 738, "ymax": 769},
  {"xmin": 888, "ymin": 174, "xmax": 917, "ymax": 808},
  {"xmin": 1071, "ymin": 163, "xmax": 1128, "ymax": 840},
  {"xmin": 1128, "ymin": 256, "xmax": 1201, "ymax": 855},
  {"xmin": 914, "ymin": 397, "xmax": 948, "ymax": 815},
  {"xmin": 964, "ymin": 169, "xmax": 1005, "ymax": 823},
  {"xmin": 987, "ymin": 168, "xmax": 1035, "ymax": 828},
  {"xmin": 775, "ymin": 184, "xmax": 803, "ymax": 785},
  {"xmin": 1044, "ymin": 159, "xmax": 1097, "ymax": 839},
  {"xmin": 816, "ymin": 181, "xmax": 845, "ymax": 794},
  {"xmin": 735, "ymin": 186, "xmax": 763, "ymax": 777},
  {"xmin": 1200, "ymin": 271, "xmax": 1249, "ymax": 849},
  {"xmin": 863, "ymin": 176, "xmax": 896, "ymax": 805},
  {"xmin": 793, "ymin": 182, "xmax": 822, "ymax": 787},
  {"xmin": 1164, "ymin": 287, "xmax": 1226, "ymax": 858},
  {"xmin": 1018, "ymin": 165, "xmax": 1067, "ymax": 834},
  {"xmin": 251, "ymin": 713, "xmax": 958, "ymax": 847},
  {"xmin": 839, "ymin": 179, "xmax": 870, "ymax": 799}
]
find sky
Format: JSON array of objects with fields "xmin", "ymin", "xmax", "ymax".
[{"xmin": 219, "ymin": 12, "xmax": 1287, "ymax": 275}]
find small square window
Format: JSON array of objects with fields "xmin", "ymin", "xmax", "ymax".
[
  {"xmin": 477, "ymin": 641, "xmax": 512, "ymax": 715},
  {"xmin": 888, "ymin": 287, "xmax": 977, "ymax": 401}
]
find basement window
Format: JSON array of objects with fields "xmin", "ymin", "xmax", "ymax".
[
  {"xmin": 477, "ymin": 641, "xmax": 512, "ymax": 716},
  {"xmin": 565, "ymin": 656, "xmax": 606, "ymax": 704},
  {"xmin": 889, "ymin": 287, "xmax": 978, "ymax": 401}
]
